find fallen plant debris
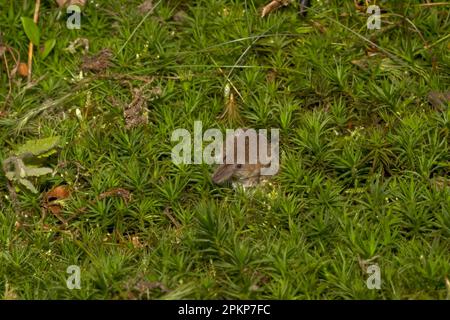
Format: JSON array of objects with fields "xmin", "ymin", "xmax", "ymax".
[
  {"xmin": 129, "ymin": 235, "xmax": 145, "ymax": 249},
  {"xmin": 137, "ymin": 0, "xmax": 154, "ymax": 14},
  {"xmin": 18, "ymin": 62, "xmax": 28, "ymax": 77},
  {"xmin": 261, "ymin": 0, "xmax": 309, "ymax": 17},
  {"xmin": 163, "ymin": 207, "xmax": 181, "ymax": 229},
  {"xmin": 428, "ymin": 90, "xmax": 450, "ymax": 110},
  {"xmin": 123, "ymin": 85, "xmax": 161, "ymax": 130},
  {"xmin": 41, "ymin": 185, "xmax": 71, "ymax": 225},
  {"xmin": 261, "ymin": 0, "xmax": 290, "ymax": 18},
  {"xmin": 99, "ymin": 187, "xmax": 132, "ymax": 203},
  {"xmin": 55, "ymin": 0, "xmax": 86, "ymax": 7},
  {"xmin": 124, "ymin": 88, "xmax": 149, "ymax": 129},
  {"xmin": 43, "ymin": 185, "xmax": 71, "ymax": 215},
  {"xmin": 124, "ymin": 277, "xmax": 170, "ymax": 300},
  {"xmin": 75, "ymin": 187, "xmax": 133, "ymax": 217},
  {"xmin": 173, "ymin": 10, "xmax": 188, "ymax": 23},
  {"xmin": 81, "ymin": 48, "xmax": 113, "ymax": 73}
]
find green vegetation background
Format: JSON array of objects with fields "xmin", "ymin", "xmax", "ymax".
[{"xmin": 0, "ymin": 0, "xmax": 449, "ymax": 299}]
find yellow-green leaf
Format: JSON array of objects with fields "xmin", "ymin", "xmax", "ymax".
[
  {"xmin": 21, "ymin": 17, "xmax": 40, "ymax": 46},
  {"xmin": 16, "ymin": 136, "xmax": 61, "ymax": 157},
  {"xmin": 41, "ymin": 39, "xmax": 56, "ymax": 59}
]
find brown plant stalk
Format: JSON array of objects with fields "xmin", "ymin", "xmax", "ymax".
[{"xmin": 27, "ymin": 0, "xmax": 41, "ymax": 83}]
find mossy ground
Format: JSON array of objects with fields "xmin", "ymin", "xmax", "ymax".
[{"xmin": 0, "ymin": 0, "xmax": 449, "ymax": 299}]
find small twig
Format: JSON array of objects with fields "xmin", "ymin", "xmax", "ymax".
[
  {"xmin": 163, "ymin": 207, "xmax": 181, "ymax": 229},
  {"xmin": 27, "ymin": 0, "xmax": 41, "ymax": 83},
  {"xmin": 416, "ymin": 2, "xmax": 450, "ymax": 7},
  {"xmin": 1, "ymin": 40, "xmax": 20, "ymax": 109},
  {"xmin": 2, "ymin": 53, "xmax": 13, "ymax": 107}
]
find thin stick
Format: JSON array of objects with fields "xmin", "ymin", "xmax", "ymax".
[
  {"xmin": 416, "ymin": 2, "xmax": 450, "ymax": 7},
  {"xmin": 27, "ymin": 0, "xmax": 41, "ymax": 83}
]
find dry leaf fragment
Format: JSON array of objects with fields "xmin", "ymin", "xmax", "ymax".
[
  {"xmin": 56, "ymin": 0, "xmax": 86, "ymax": 7},
  {"xmin": 44, "ymin": 185, "xmax": 71, "ymax": 215},
  {"xmin": 99, "ymin": 187, "xmax": 132, "ymax": 203},
  {"xmin": 18, "ymin": 62, "xmax": 28, "ymax": 77},
  {"xmin": 163, "ymin": 207, "xmax": 181, "ymax": 229},
  {"xmin": 428, "ymin": 90, "xmax": 450, "ymax": 110},
  {"xmin": 173, "ymin": 10, "xmax": 188, "ymax": 22},
  {"xmin": 311, "ymin": 20, "xmax": 327, "ymax": 34},
  {"xmin": 266, "ymin": 69, "xmax": 278, "ymax": 83},
  {"xmin": 261, "ymin": 0, "xmax": 290, "ymax": 18},
  {"xmin": 81, "ymin": 48, "xmax": 113, "ymax": 72},
  {"xmin": 130, "ymin": 235, "xmax": 144, "ymax": 249},
  {"xmin": 41, "ymin": 185, "xmax": 71, "ymax": 226},
  {"xmin": 431, "ymin": 176, "xmax": 450, "ymax": 191},
  {"xmin": 138, "ymin": 0, "xmax": 154, "ymax": 14},
  {"xmin": 124, "ymin": 278, "xmax": 170, "ymax": 299},
  {"xmin": 351, "ymin": 58, "xmax": 369, "ymax": 70},
  {"xmin": 124, "ymin": 88, "xmax": 148, "ymax": 129}
]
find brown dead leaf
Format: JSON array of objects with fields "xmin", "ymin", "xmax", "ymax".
[
  {"xmin": 18, "ymin": 62, "xmax": 28, "ymax": 77},
  {"xmin": 99, "ymin": 187, "xmax": 132, "ymax": 203},
  {"xmin": 56, "ymin": 0, "xmax": 86, "ymax": 7},
  {"xmin": 138, "ymin": 0, "xmax": 154, "ymax": 14},
  {"xmin": 130, "ymin": 235, "xmax": 144, "ymax": 249},
  {"xmin": 124, "ymin": 277, "xmax": 170, "ymax": 299},
  {"xmin": 366, "ymin": 46, "xmax": 380, "ymax": 57},
  {"xmin": 266, "ymin": 69, "xmax": 277, "ymax": 83},
  {"xmin": 428, "ymin": 90, "xmax": 450, "ymax": 110},
  {"xmin": 44, "ymin": 185, "xmax": 71, "ymax": 216},
  {"xmin": 124, "ymin": 88, "xmax": 148, "ymax": 129},
  {"xmin": 431, "ymin": 176, "xmax": 449, "ymax": 191},
  {"xmin": 311, "ymin": 20, "xmax": 327, "ymax": 34},
  {"xmin": 47, "ymin": 185, "xmax": 71, "ymax": 200},
  {"xmin": 351, "ymin": 58, "xmax": 369, "ymax": 70},
  {"xmin": 82, "ymin": 48, "xmax": 113, "ymax": 73},
  {"xmin": 163, "ymin": 207, "xmax": 181, "ymax": 229},
  {"xmin": 173, "ymin": 10, "xmax": 188, "ymax": 23},
  {"xmin": 261, "ymin": 0, "xmax": 290, "ymax": 18}
]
